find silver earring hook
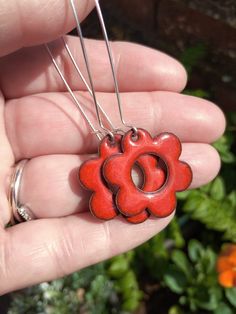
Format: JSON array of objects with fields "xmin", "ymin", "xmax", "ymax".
[
  {"xmin": 45, "ymin": 43, "xmax": 104, "ymax": 141},
  {"xmin": 61, "ymin": 36, "xmax": 116, "ymax": 132},
  {"xmin": 62, "ymin": 37, "xmax": 126, "ymax": 137},
  {"xmin": 69, "ymin": 0, "xmax": 115, "ymax": 140},
  {"xmin": 46, "ymin": 2, "xmax": 137, "ymax": 142},
  {"xmin": 94, "ymin": 0, "xmax": 138, "ymax": 135}
]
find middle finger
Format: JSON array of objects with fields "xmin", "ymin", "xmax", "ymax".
[{"xmin": 5, "ymin": 91, "xmax": 225, "ymax": 160}]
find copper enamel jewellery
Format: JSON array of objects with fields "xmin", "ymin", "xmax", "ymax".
[
  {"xmin": 46, "ymin": 0, "xmax": 193, "ymax": 224},
  {"xmin": 79, "ymin": 129, "xmax": 192, "ymax": 223}
]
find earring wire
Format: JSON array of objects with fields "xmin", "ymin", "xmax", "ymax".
[
  {"xmin": 45, "ymin": 43, "xmax": 104, "ymax": 140},
  {"xmin": 45, "ymin": 0, "xmax": 138, "ymax": 140},
  {"xmin": 69, "ymin": 0, "xmax": 115, "ymax": 140},
  {"xmin": 94, "ymin": 0, "xmax": 138, "ymax": 135}
]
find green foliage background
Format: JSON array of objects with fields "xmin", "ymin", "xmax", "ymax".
[{"xmin": 6, "ymin": 46, "xmax": 236, "ymax": 314}]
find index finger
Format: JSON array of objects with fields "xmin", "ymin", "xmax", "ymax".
[{"xmin": 0, "ymin": 37, "xmax": 187, "ymax": 98}]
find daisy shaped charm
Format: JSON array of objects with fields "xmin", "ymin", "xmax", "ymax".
[
  {"xmin": 103, "ymin": 128, "xmax": 192, "ymax": 218},
  {"xmin": 79, "ymin": 135, "xmax": 121, "ymax": 221},
  {"xmin": 79, "ymin": 134, "xmax": 166, "ymax": 223}
]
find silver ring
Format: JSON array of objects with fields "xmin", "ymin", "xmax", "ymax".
[{"xmin": 9, "ymin": 160, "xmax": 35, "ymax": 224}]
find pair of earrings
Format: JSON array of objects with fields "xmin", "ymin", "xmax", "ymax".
[
  {"xmin": 46, "ymin": 0, "xmax": 192, "ymax": 224},
  {"xmin": 79, "ymin": 129, "xmax": 192, "ymax": 223}
]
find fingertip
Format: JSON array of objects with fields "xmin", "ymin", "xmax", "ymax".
[
  {"xmin": 208, "ymin": 103, "xmax": 226, "ymax": 142},
  {"xmin": 152, "ymin": 52, "xmax": 188, "ymax": 92},
  {"xmin": 114, "ymin": 42, "xmax": 188, "ymax": 93},
  {"xmin": 182, "ymin": 143, "xmax": 221, "ymax": 188},
  {"xmin": 200, "ymin": 144, "xmax": 221, "ymax": 183},
  {"xmin": 187, "ymin": 97, "xmax": 226, "ymax": 143}
]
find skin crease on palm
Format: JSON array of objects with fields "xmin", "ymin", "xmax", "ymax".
[{"xmin": 0, "ymin": 0, "xmax": 226, "ymax": 295}]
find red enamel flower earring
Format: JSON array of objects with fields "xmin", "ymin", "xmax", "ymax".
[
  {"xmin": 46, "ymin": 0, "xmax": 192, "ymax": 224},
  {"xmin": 79, "ymin": 129, "xmax": 192, "ymax": 223}
]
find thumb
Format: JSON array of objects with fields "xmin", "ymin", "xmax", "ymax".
[{"xmin": 0, "ymin": 0, "xmax": 94, "ymax": 57}]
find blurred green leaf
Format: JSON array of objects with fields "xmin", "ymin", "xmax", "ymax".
[
  {"xmin": 184, "ymin": 89, "xmax": 210, "ymax": 98},
  {"xmin": 179, "ymin": 295, "xmax": 187, "ymax": 305},
  {"xmin": 183, "ymin": 191, "xmax": 208, "ymax": 213},
  {"xmin": 168, "ymin": 305, "xmax": 184, "ymax": 314},
  {"xmin": 221, "ymin": 151, "xmax": 236, "ymax": 163},
  {"xmin": 164, "ymin": 267, "xmax": 187, "ymax": 294},
  {"xmin": 126, "ymin": 251, "xmax": 135, "ymax": 263},
  {"xmin": 116, "ymin": 270, "xmax": 138, "ymax": 294},
  {"xmin": 122, "ymin": 297, "xmax": 140, "ymax": 312},
  {"xmin": 213, "ymin": 134, "xmax": 235, "ymax": 164},
  {"xmin": 210, "ymin": 177, "xmax": 226, "ymax": 201},
  {"xmin": 188, "ymin": 239, "xmax": 204, "ymax": 262},
  {"xmin": 171, "ymin": 250, "xmax": 191, "ymax": 277},
  {"xmin": 225, "ymin": 288, "xmax": 236, "ymax": 307},
  {"xmin": 214, "ymin": 302, "xmax": 233, "ymax": 314},
  {"xmin": 108, "ymin": 255, "xmax": 129, "ymax": 278},
  {"xmin": 195, "ymin": 287, "xmax": 219, "ymax": 310},
  {"xmin": 197, "ymin": 247, "xmax": 217, "ymax": 275},
  {"xmin": 177, "ymin": 190, "xmax": 192, "ymax": 200},
  {"xmin": 227, "ymin": 191, "xmax": 236, "ymax": 207},
  {"xmin": 182, "ymin": 186, "xmax": 236, "ymax": 242},
  {"xmin": 168, "ymin": 218, "xmax": 185, "ymax": 248},
  {"xmin": 123, "ymin": 289, "xmax": 143, "ymax": 311},
  {"xmin": 205, "ymin": 249, "xmax": 217, "ymax": 274},
  {"xmin": 199, "ymin": 182, "xmax": 212, "ymax": 193},
  {"xmin": 181, "ymin": 44, "xmax": 207, "ymax": 74}
]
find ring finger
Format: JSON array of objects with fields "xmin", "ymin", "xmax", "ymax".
[{"xmin": 7, "ymin": 143, "xmax": 220, "ymax": 222}]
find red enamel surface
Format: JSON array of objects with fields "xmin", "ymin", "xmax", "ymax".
[
  {"xmin": 103, "ymin": 129, "xmax": 192, "ymax": 218},
  {"xmin": 126, "ymin": 155, "xmax": 166, "ymax": 223},
  {"xmin": 126, "ymin": 211, "xmax": 149, "ymax": 223},
  {"xmin": 137, "ymin": 154, "xmax": 166, "ymax": 192},
  {"xmin": 79, "ymin": 134, "xmax": 166, "ymax": 223},
  {"xmin": 79, "ymin": 135, "xmax": 121, "ymax": 220}
]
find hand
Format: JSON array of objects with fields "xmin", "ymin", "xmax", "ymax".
[{"xmin": 0, "ymin": 0, "xmax": 225, "ymax": 295}]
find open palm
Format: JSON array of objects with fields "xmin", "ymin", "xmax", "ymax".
[{"xmin": 0, "ymin": 0, "xmax": 225, "ymax": 295}]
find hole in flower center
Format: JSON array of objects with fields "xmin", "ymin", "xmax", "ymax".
[
  {"xmin": 131, "ymin": 164, "xmax": 144, "ymax": 190},
  {"xmin": 131, "ymin": 154, "xmax": 168, "ymax": 192}
]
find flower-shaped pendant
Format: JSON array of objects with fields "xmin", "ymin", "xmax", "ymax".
[{"xmin": 79, "ymin": 129, "xmax": 192, "ymax": 223}]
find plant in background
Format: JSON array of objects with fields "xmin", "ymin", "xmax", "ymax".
[
  {"xmin": 8, "ymin": 264, "xmax": 121, "ymax": 314},
  {"xmin": 179, "ymin": 176, "xmax": 236, "ymax": 242},
  {"xmin": 180, "ymin": 44, "xmax": 207, "ymax": 75},
  {"xmin": 178, "ymin": 131, "xmax": 236, "ymax": 243},
  {"xmin": 164, "ymin": 240, "xmax": 236, "ymax": 314},
  {"xmin": 161, "ymin": 113, "xmax": 236, "ymax": 313},
  {"xmin": 131, "ymin": 108, "xmax": 236, "ymax": 313},
  {"xmin": 135, "ymin": 216, "xmax": 185, "ymax": 284},
  {"xmin": 107, "ymin": 252, "xmax": 143, "ymax": 312},
  {"xmin": 8, "ymin": 253, "xmax": 142, "ymax": 314}
]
